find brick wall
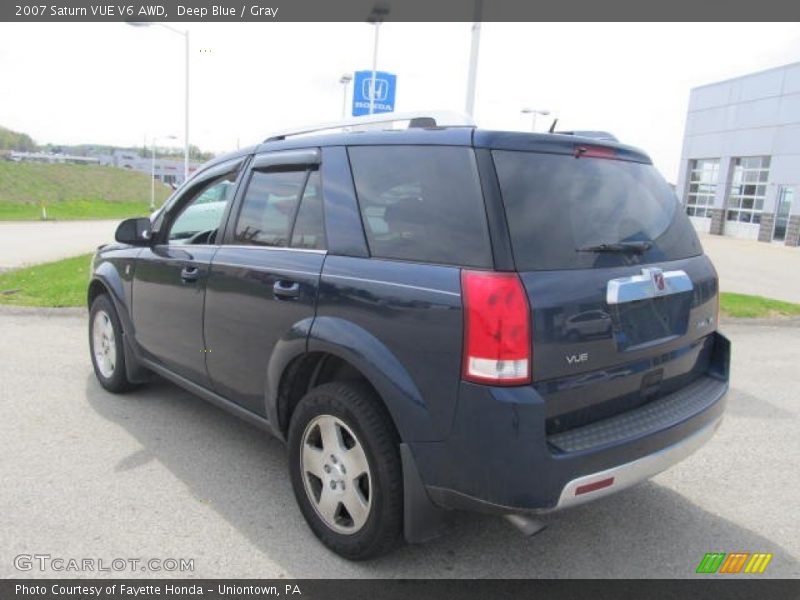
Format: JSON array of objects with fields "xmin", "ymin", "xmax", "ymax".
[
  {"xmin": 758, "ymin": 213, "xmax": 776, "ymax": 242},
  {"xmin": 708, "ymin": 208, "xmax": 725, "ymax": 235},
  {"xmin": 785, "ymin": 215, "xmax": 800, "ymax": 247}
]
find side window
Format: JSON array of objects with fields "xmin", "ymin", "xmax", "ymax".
[
  {"xmin": 167, "ymin": 173, "xmax": 238, "ymax": 245},
  {"xmin": 233, "ymin": 170, "xmax": 306, "ymax": 247},
  {"xmin": 233, "ymin": 168, "xmax": 325, "ymax": 249},
  {"xmin": 290, "ymin": 170, "xmax": 326, "ymax": 250},
  {"xmin": 348, "ymin": 146, "xmax": 492, "ymax": 267}
]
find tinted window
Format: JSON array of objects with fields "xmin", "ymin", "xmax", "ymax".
[
  {"xmin": 234, "ymin": 170, "xmax": 307, "ymax": 247},
  {"xmin": 349, "ymin": 146, "xmax": 491, "ymax": 268},
  {"xmin": 291, "ymin": 171, "xmax": 325, "ymax": 250},
  {"xmin": 167, "ymin": 174, "xmax": 237, "ymax": 244},
  {"xmin": 493, "ymin": 150, "xmax": 702, "ymax": 271}
]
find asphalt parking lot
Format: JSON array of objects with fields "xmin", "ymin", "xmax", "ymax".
[{"xmin": 0, "ymin": 307, "xmax": 798, "ymax": 578}]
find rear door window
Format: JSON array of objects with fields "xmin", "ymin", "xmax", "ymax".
[
  {"xmin": 233, "ymin": 170, "xmax": 308, "ymax": 247},
  {"xmin": 290, "ymin": 171, "xmax": 326, "ymax": 250},
  {"xmin": 492, "ymin": 150, "xmax": 702, "ymax": 271},
  {"xmin": 348, "ymin": 146, "xmax": 492, "ymax": 268}
]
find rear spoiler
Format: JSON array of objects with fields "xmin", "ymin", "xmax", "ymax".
[{"xmin": 552, "ymin": 130, "xmax": 619, "ymax": 142}]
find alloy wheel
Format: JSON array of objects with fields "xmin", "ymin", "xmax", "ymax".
[{"xmin": 300, "ymin": 414, "xmax": 372, "ymax": 535}]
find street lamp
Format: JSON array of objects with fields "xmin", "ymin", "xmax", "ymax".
[
  {"xmin": 465, "ymin": 0, "xmax": 483, "ymax": 117},
  {"xmin": 150, "ymin": 135, "xmax": 177, "ymax": 211},
  {"xmin": 366, "ymin": 2, "xmax": 390, "ymax": 115},
  {"xmin": 128, "ymin": 22, "xmax": 190, "ymax": 182},
  {"xmin": 339, "ymin": 73, "xmax": 353, "ymax": 118},
  {"xmin": 521, "ymin": 108, "xmax": 551, "ymax": 132}
]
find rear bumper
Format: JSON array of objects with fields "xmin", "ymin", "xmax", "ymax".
[
  {"xmin": 553, "ymin": 414, "xmax": 721, "ymax": 511},
  {"xmin": 410, "ymin": 332, "xmax": 730, "ymax": 515}
]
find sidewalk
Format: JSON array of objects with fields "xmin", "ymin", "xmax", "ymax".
[{"xmin": 0, "ymin": 220, "xmax": 119, "ymax": 271}]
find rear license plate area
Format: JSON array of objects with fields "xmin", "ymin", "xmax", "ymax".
[{"xmin": 611, "ymin": 292, "xmax": 692, "ymax": 351}]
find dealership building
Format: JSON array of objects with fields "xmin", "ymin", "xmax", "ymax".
[
  {"xmin": 676, "ymin": 62, "xmax": 800, "ymax": 246},
  {"xmin": 97, "ymin": 149, "xmax": 200, "ymax": 187}
]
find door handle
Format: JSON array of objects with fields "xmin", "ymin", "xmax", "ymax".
[
  {"xmin": 273, "ymin": 280, "xmax": 300, "ymax": 300},
  {"xmin": 181, "ymin": 266, "xmax": 200, "ymax": 282}
]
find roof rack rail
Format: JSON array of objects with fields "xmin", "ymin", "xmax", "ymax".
[
  {"xmin": 263, "ymin": 110, "xmax": 476, "ymax": 142},
  {"xmin": 553, "ymin": 130, "xmax": 619, "ymax": 142}
]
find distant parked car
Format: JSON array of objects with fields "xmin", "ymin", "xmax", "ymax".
[{"xmin": 564, "ymin": 310, "xmax": 612, "ymax": 340}]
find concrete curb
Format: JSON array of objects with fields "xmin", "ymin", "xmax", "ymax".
[
  {"xmin": 720, "ymin": 316, "xmax": 800, "ymax": 328},
  {"xmin": 0, "ymin": 305, "xmax": 85, "ymax": 318}
]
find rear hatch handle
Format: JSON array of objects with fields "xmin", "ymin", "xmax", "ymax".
[{"xmin": 607, "ymin": 268, "xmax": 693, "ymax": 304}]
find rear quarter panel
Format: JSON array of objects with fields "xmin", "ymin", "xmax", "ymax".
[{"xmin": 312, "ymin": 255, "xmax": 463, "ymax": 442}]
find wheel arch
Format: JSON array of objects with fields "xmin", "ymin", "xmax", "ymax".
[
  {"xmin": 269, "ymin": 316, "xmax": 436, "ymax": 444},
  {"xmin": 88, "ymin": 277, "xmax": 112, "ymax": 307},
  {"xmin": 88, "ymin": 261, "xmax": 126, "ymax": 313},
  {"xmin": 88, "ymin": 267, "xmax": 134, "ymax": 335},
  {"xmin": 88, "ymin": 262, "xmax": 149, "ymax": 384}
]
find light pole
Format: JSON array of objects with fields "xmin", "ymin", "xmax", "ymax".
[
  {"xmin": 339, "ymin": 73, "xmax": 353, "ymax": 118},
  {"xmin": 367, "ymin": 3, "xmax": 390, "ymax": 115},
  {"xmin": 149, "ymin": 135, "xmax": 177, "ymax": 211},
  {"xmin": 465, "ymin": 0, "xmax": 483, "ymax": 117},
  {"xmin": 128, "ymin": 22, "xmax": 190, "ymax": 182},
  {"xmin": 521, "ymin": 108, "xmax": 551, "ymax": 132}
]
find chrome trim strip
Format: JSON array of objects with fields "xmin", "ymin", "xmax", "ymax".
[
  {"xmin": 606, "ymin": 268, "xmax": 693, "ymax": 305},
  {"xmin": 323, "ymin": 273, "xmax": 461, "ymax": 298},
  {"xmin": 219, "ymin": 244, "xmax": 327, "ymax": 255},
  {"xmin": 554, "ymin": 416, "xmax": 722, "ymax": 510},
  {"xmin": 210, "ymin": 262, "xmax": 320, "ymax": 278},
  {"xmin": 160, "ymin": 244, "xmax": 325, "ymax": 255},
  {"xmin": 263, "ymin": 111, "xmax": 475, "ymax": 141}
]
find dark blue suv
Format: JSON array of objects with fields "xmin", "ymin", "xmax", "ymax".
[{"xmin": 88, "ymin": 114, "xmax": 730, "ymax": 560}]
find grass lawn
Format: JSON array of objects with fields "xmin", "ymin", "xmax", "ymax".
[
  {"xmin": 0, "ymin": 161, "xmax": 169, "ymax": 221},
  {"xmin": 719, "ymin": 292, "xmax": 800, "ymax": 319},
  {"xmin": 0, "ymin": 254, "xmax": 92, "ymax": 307},
  {"xmin": 2, "ymin": 256, "xmax": 800, "ymax": 317},
  {"xmin": 0, "ymin": 199, "xmax": 155, "ymax": 221}
]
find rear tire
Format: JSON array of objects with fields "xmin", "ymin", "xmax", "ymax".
[
  {"xmin": 89, "ymin": 294, "xmax": 136, "ymax": 393},
  {"xmin": 288, "ymin": 382, "xmax": 404, "ymax": 560}
]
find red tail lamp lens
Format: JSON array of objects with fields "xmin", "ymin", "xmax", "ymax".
[
  {"xmin": 461, "ymin": 270, "xmax": 531, "ymax": 385},
  {"xmin": 574, "ymin": 145, "xmax": 617, "ymax": 159}
]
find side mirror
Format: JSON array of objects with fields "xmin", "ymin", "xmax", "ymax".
[{"xmin": 115, "ymin": 217, "xmax": 152, "ymax": 246}]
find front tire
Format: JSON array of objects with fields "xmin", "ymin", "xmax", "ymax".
[
  {"xmin": 288, "ymin": 382, "xmax": 403, "ymax": 560},
  {"xmin": 89, "ymin": 294, "xmax": 136, "ymax": 393}
]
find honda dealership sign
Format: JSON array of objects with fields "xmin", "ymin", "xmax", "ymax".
[{"xmin": 352, "ymin": 70, "xmax": 397, "ymax": 116}]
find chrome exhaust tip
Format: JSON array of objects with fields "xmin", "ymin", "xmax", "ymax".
[{"xmin": 504, "ymin": 514, "xmax": 547, "ymax": 537}]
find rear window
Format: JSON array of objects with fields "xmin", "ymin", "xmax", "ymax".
[
  {"xmin": 493, "ymin": 150, "xmax": 702, "ymax": 271},
  {"xmin": 348, "ymin": 146, "xmax": 492, "ymax": 268}
]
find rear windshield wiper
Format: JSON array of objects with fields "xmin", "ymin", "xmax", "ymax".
[{"xmin": 576, "ymin": 241, "xmax": 653, "ymax": 254}]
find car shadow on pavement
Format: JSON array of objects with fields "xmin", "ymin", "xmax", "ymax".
[{"xmin": 85, "ymin": 375, "xmax": 798, "ymax": 578}]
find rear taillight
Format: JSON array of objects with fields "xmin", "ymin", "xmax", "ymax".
[{"xmin": 461, "ymin": 270, "xmax": 531, "ymax": 385}]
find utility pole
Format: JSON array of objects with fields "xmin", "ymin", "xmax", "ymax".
[
  {"xmin": 465, "ymin": 0, "xmax": 483, "ymax": 117},
  {"xmin": 340, "ymin": 74, "xmax": 353, "ymax": 118},
  {"xmin": 367, "ymin": 3, "xmax": 390, "ymax": 115}
]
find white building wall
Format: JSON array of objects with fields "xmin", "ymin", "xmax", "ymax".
[{"xmin": 676, "ymin": 62, "xmax": 800, "ymax": 242}]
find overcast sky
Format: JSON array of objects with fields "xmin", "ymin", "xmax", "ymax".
[{"xmin": 0, "ymin": 22, "xmax": 798, "ymax": 180}]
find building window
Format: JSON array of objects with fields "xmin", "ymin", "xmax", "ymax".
[
  {"xmin": 685, "ymin": 159, "xmax": 719, "ymax": 218},
  {"xmin": 726, "ymin": 156, "xmax": 770, "ymax": 224}
]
